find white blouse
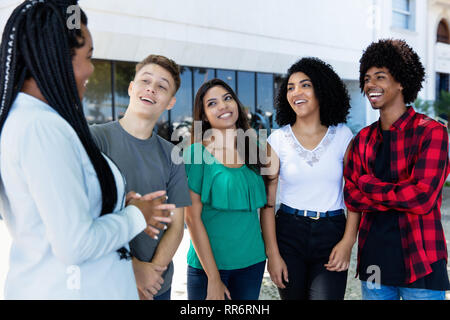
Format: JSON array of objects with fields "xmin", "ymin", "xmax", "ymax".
[
  {"xmin": 0, "ymin": 93, "xmax": 146, "ymax": 299},
  {"xmin": 267, "ymin": 123, "xmax": 354, "ymax": 212}
]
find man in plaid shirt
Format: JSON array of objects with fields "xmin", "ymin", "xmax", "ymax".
[{"xmin": 344, "ymin": 39, "xmax": 450, "ymax": 300}]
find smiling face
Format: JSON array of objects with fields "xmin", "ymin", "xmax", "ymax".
[
  {"xmin": 127, "ymin": 63, "xmax": 176, "ymax": 119},
  {"xmin": 286, "ymin": 72, "xmax": 320, "ymax": 120},
  {"xmin": 72, "ymin": 24, "xmax": 94, "ymax": 101},
  {"xmin": 202, "ymin": 85, "xmax": 239, "ymax": 130},
  {"xmin": 363, "ymin": 66, "xmax": 404, "ymax": 110}
]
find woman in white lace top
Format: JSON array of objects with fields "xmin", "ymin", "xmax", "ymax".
[{"xmin": 260, "ymin": 57, "xmax": 360, "ymax": 300}]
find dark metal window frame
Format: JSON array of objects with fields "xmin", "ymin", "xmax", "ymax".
[{"xmin": 94, "ymin": 60, "xmax": 278, "ymax": 132}]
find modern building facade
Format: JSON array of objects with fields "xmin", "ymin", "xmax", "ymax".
[{"xmin": 1, "ymin": 0, "xmax": 449, "ymax": 141}]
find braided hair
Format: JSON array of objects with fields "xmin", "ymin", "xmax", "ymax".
[{"xmin": 0, "ymin": 0, "xmax": 128, "ymax": 258}]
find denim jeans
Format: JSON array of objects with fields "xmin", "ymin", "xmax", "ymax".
[
  {"xmin": 361, "ymin": 281, "xmax": 447, "ymax": 300},
  {"xmin": 275, "ymin": 209, "xmax": 348, "ymax": 300},
  {"xmin": 187, "ymin": 260, "xmax": 266, "ymax": 300},
  {"xmin": 154, "ymin": 287, "xmax": 171, "ymax": 300}
]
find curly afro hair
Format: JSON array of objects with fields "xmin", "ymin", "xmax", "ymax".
[
  {"xmin": 359, "ymin": 39, "xmax": 425, "ymax": 104},
  {"xmin": 275, "ymin": 57, "xmax": 350, "ymax": 127}
]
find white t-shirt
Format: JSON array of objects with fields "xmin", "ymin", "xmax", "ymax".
[
  {"xmin": 267, "ymin": 123, "xmax": 354, "ymax": 212},
  {"xmin": 0, "ymin": 93, "xmax": 146, "ymax": 299}
]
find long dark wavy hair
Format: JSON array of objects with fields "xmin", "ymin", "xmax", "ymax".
[
  {"xmin": 191, "ymin": 78, "xmax": 264, "ymax": 174},
  {"xmin": 0, "ymin": 0, "xmax": 127, "ymax": 257}
]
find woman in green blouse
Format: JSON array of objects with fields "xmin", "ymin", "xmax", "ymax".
[{"xmin": 184, "ymin": 79, "xmax": 267, "ymax": 300}]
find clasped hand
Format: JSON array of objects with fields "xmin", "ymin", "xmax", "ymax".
[{"xmin": 126, "ymin": 190, "xmax": 175, "ymax": 239}]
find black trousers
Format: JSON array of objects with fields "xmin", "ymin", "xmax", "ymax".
[{"xmin": 275, "ymin": 209, "xmax": 348, "ymax": 300}]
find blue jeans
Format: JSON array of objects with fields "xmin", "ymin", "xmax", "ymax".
[
  {"xmin": 154, "ymin": 287, "xmax": 171, "ymax": 300},
  {"xmin": 187, "ymin": 261, "xmax": 266, "ymax": 300},
  {"xmin": 361, "ymin": 281, "xmax": 447, "ymax": 300}
]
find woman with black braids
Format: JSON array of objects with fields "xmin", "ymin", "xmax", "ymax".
[{"xmin": 0, "ymin": 0, "xmax": 174, "ymax": 299}]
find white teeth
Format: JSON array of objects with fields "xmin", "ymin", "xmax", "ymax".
[
  {"xmin": 369, "ymin": 93, "xmax": 382, "ymax": 97},
  {"xmin": 295, "ymin": 99, "xmax": 306, "ymax": 105},
  {"xmin": 218, "ymin": 112, "xmax": 232, "ymax": 119},
  {"xmin": 141, "ymin": 97, "xmax": 155, "ymax": 104}
]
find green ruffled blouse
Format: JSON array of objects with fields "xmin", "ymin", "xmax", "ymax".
[{"xmin": 184, "ymin": 143, "xmax": 267, "ymax": 270}]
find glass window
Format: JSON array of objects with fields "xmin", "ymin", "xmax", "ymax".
[
  {"xmin": 237, "ymin": 71, "xmax": 255, "ymax": 118},
  {"xmin": 393, "ymin": 0, "xmax": 409, "ymax": 11},
  {"xmin": 173, "ymin": 66, "xmax": 193, "ymax": 124},
  {"xmin": 392, "ymin": 12, "xmax": 409, "ymax": 29},
  {"xmin": 436, "ymin": 73, "xmax": 449, "ymax": 100},
  {"xmin": 392, "ymin": 0, "xmax": 412, "ymax": 30},
  {"xmin": 83, "ymin": 59, "xmax": 113, "ymax": 125},
  {"xmin": 193, "ymin": 67, "xmax": 215, "ymax": 95},
  {"xmin": 216, "ymin": 69, "xmax": 236, "ymax": 91},
  {"xmin": 113, "ymin": 61, "xmax": 135, "ymax": 120},
  {"xmin": 254, "ymin": 73, "xmax": 274, "ymax": 132},
  {"xmin": 345, "ymin": 80, "xmax": 366, "ymax": 134},
  {"xmin": 172, "ymin": 66, "xmax": 193, "ymax": 144},
  {"xmin": 256, "ymin": 73, "xmax": 274, "ymax": 114}
]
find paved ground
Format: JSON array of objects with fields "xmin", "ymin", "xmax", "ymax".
[{"xmin": 1, "ymin": 187, "xmax": 450, "ymax": 300}]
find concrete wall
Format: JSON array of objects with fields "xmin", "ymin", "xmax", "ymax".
[
  {"xmin": 428, "ymin": 0, "xmax": 450, "ymax": 101},
  {"xmin": 77, "ymin": 0, "xmax": 372, "ymax": 79}
]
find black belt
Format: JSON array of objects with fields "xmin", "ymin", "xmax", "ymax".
[{"xmin": 279, "ymin": 204, "xmax": 344, "ymax": 220}]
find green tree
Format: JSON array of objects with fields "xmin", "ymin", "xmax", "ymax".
[
  {"xmin": 84, "ymin": 60, "xmax": 135, "ymax": 107},
  {"xmin": 434, "ymin": 90, "xmax": 450, "ymax": 121},
  {"xmin": 413, "ymin": 98, "xmax": 434, "ymax": 117},
  {"xmin": 84, "ymin": 60, "xmax": 111, "ymax": 106},
  {"xmin": 414, "ymin": 92, "xmax": 450, "ymax": 131},
  {"xmin": 114, "ymin": 61, "xmax": 135, "ymax": 103}
]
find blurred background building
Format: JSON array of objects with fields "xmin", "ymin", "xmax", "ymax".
[{"xmin": 1, "ymin": 0, "xmax": 449, "ymax": 141}]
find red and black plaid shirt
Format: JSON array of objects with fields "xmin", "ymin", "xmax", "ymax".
[{"xmin": 344, "ymin": 107, "xmax": 450, "ymax": 284}]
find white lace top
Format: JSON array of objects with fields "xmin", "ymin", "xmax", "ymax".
[{"xmin": 267, "ymin": 123, "xmax": 354, "ymax": 212}]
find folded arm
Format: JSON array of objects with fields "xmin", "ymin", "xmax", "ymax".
[
  {"xmin": 357, "ymin": 126, "xmax": 449, "ymax": 215},
  {"xmin": 343, "ymin": 134, "xmax": 390, "ymax": 213}
]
